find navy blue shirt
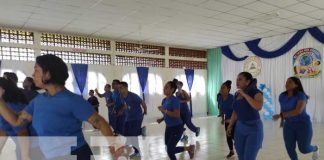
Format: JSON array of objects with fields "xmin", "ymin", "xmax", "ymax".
[
  {"xmin": 123, "ymin": 92, "xmax": 143, "ymax": 121},
  {"xmin": 233, "ymin": 88, "xmax": 263, "ymax": 122},
  {"xmin": 161, "ymin": 96, "xmax": 183, "ymax": 127},
  {"xmin": 25, "ymin": 89, "xmax": 95, "ymax": 152},
  {"xmin": 279, "ymin": 91, "xmax": 310, "ymax": 122},
  {"xmin": 217, "ymin": 94, "xmax": 234, "ymax": 120},
  {"xmin": 112, "ymin": 90, "xmax": 125, "ymax": 111},
  {"xmin": 0, "ymin": 103, "xmax": 27, "ymax": 136}
]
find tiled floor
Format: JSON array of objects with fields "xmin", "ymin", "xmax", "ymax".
[{"xmin": 1, "ymin": 116, "xmax": 323, "ymax": 160}]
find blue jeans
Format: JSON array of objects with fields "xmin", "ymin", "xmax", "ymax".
[
  {"xmin": 234, "ymin": 120, "xmax": 263, "ymax": 160},
  {"xmin": 283, "ymin": 120, "xmax": 316, "ymax": 160}
]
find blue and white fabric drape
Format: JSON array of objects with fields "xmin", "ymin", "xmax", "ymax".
[{"xmin": 71, "ymin": 64, "xmax": 88, "ymax": 95}]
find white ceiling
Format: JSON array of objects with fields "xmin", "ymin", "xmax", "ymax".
[{"xmin": 0, "ymin": 0, "xmax": 324, "ymax": 49}]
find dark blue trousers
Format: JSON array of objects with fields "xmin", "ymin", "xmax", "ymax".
[
  {"xmin": 283, "ymin": 120, "xmax": 316, "ymax": 160},
  {"xmin": 180, "ymin": 103, "xmax": 198, "ymax": 133},
  {"xmin": 165, "ymin": 125, "xmax": 185, "ymax": 160}
]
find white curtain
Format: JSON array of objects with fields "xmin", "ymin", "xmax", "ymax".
[{"xmin": 221, "ymin": 26, "xmax": 324, "ymax": 123}]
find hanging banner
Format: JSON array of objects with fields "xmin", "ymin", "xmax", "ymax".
[
  {"xmin": 71, "ymin": 64, "xmax": 88, "ymax": 95},
  {"xmin": 243, "ymin": 56, "xmax": 262, "ymax": 77},
  {"xmin": 185, "ymin": 69, "xmax": 194, "ymax": 116},
  {"xmin": 136, "ymin": 67, "xmax": 149, "ymax": 101},
  {"xmin": 293, "ymin": 48, "xmax": 321, "ymax": 78}
]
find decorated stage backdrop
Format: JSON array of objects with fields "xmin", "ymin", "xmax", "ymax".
[{"xmin": 219, "ymin": 26, "xmax": 324, "ymax": 122}]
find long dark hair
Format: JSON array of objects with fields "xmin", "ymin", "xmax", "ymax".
[
  {"xmin": 239, "ymin": 72, "xmax": 257, "ymax": 91},
  {"xmin": 285, "ymin": 77, "xmax": 309, "ymax": 99},
  {"xmin": 167, "ymin": 79, "xmax": 178, "ymax": 94},
  {"xmin": 0, "ymin": 77, "xmax": 27, "ymax": 104},
  {"xmin": 223, "ymin": 80, "xmax": 232, "ymax": 92}
]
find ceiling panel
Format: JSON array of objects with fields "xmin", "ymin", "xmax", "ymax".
[
  {"xmin": 260, "ymin": 0, "xmax": 299, "ymax": 8},
  {"xmin": 0, "ymin": 0, "xmax": 323, "ymax": 49},
  {"xmin": 286, "ymin": 3, "xmax": 319, "ymax": 14},
  {"xmin": 243, "ymin": 1, "xmax": 279, "ymax": 13}
]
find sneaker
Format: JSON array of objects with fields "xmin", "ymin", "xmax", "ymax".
[
  {"xmin": 181, "ymin": 135, "xmax": 188, "ymax": 143},
  {"xmin": 312, "ymin": 145, "xmax": 319, "ymax": 160},
  {"xmin": 141, "ymin": 126, "xmax": 147, "ymax": 137},
  {"xmin": 129, "ymin": 152, "xmax": 141, "ymax": 159},
  {"xmin": 188, "ymin": 145, "xmax": 195, "ymax": 159},
  {"xmin": 226, "ymin": 151, "xmax": 235, "ymax": 159},
  {"xmin": 195, "ymin": 127, "xmax": 200, "ymax": 137}
]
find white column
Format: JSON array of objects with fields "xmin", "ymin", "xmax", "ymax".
[
  {"xmin": 33, "ymin": 31, "xmax": 41, "ymax": 56},
  {"xmin": 165, "ymin": 46, "xmax": 169, "ymax": 68}
]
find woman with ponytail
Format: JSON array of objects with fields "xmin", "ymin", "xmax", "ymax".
[
  {"xmin": 0, "ymin": 54, "xmax": 116, "ymax": 160},
  {"xmin": 227, "ymin": 72, "xmax": 264, "ymax": 160},
  {"xmin": 272, "ymin": 77, "xmax": 319, "ymax": 160},
  {"xmin": 0, "ymin": 77, "xmax": 29, "ymax": 160},
  {"xmin": 157, "ymin": 79, "xmax": 195, "ymax": 160},
  {"xmin": 217, "ymin": 80, "xmax": 235, "ymax": 158},
  {"xmin": 176, "ymin": 81, "xmax": 200, "ymax": 143}
]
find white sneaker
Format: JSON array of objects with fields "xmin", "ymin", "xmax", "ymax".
[{"xmin": 312, "ymin": 145, "xmax": 319, "ymax": 160}]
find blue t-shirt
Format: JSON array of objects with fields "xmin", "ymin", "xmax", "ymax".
[
  {"xmin": 25, "ymin": 89, "xmax": 95, "ymax": 151},
  {"xmin": 123, "ymin": 92, "xmax": 143, "ymax": 121},
  {"xmin": 217, "ymin": 94, "xmax": 234, "ymax": 120},
  {"xmin": 112, "ymin": 90, "xmax": 125, "ymax": 110},
  {"xmin": 161, "ymin": 96, "xmax": 182, "ymax": 127},
  {"xmin": 0, "ymin": 103, "xmax": 27, "ymax": 136},
  {"xmin": 103, "ymin": 91, "xmax": 113, "ymax": 104},
  {"xmin": 279, "ymin": 91, "xmax": 310, "ymax": 122},
  {"xmin": 233, "ymin": 88, "xmax": 263, "ymax": 122}
]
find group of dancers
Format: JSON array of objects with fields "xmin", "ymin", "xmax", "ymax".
[
  {"xmin": 0, "ymin": 53, "xmax": 320, "ymax": 160},
  {"xmin": 0, "ymin": 54, "xmax": 201, "ymax": 160},
  {"xmin": 217, "ymin": 72, "xmax": 319, "ymax": 160}
]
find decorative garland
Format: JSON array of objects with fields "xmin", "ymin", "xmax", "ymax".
[{"xmin": 221, "ymin": 27, "xmax": 324, "ymax": 61}]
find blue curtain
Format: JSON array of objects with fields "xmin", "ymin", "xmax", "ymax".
[
  {"xmin": 309, "ymin": 27, "xmax": 324, "ymax": 43},
  {"xmin": 245, "ymin": 29, "xmax": 307, "ymax": 59},
  {"xmin": 221, "ymin": 46, "xmax": 248, "ymax": 61},
  {"xmin": 136, "ymin": 67, "xmax": 149, "ymax": 101},
  {"xmin": 71, "ymin": 64, "xmax": 88, "ymax": 95},
  {"xmin": 185, "ymin": 69, "xmax": 194, "ymax": 116}
]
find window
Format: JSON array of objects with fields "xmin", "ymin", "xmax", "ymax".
[
  {"xmin": 41, "ymin": 33, "xmax": 110, "ymax": 50},
  {"xmin": 116, "ymin": 41, "xmax": 165, "ymax": 55},
  {"xmin": 169, "ymin": 59, "xmax": 207, "ymax": 69},
  {"xmin": 41, "ymin": 50, "xmax": 111, "ymax": 65},
  {"xmin": 115, "ymin": 55, "xmax": 165, "ymax": 67},
  {"xmin": 0, "ymin": 46, "xmax": 35, "ymax": 61},
  {"xmin": 0, "ymin": 28, "xmax": 34, "ymax": 44},
  {"xmin": 169, "ymin": 48, "xmax": 207, "ymax": 58}
]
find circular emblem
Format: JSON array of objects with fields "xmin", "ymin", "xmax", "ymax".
[
  {"xmin": 244, "ymin": 56, "xmax": 262, "ymax": 77},
  {"xmin": 293, "ymin": 48, "xmax": 321, "ymax": 78}
]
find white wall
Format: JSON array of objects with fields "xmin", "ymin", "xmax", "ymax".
[
  {"xmin": 221, "ymin": 26, "xmax": 324, "ymax": 123},
  {"xmin": 0, "ymin": 61, "xmax": 207, "ymax": 123}
]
